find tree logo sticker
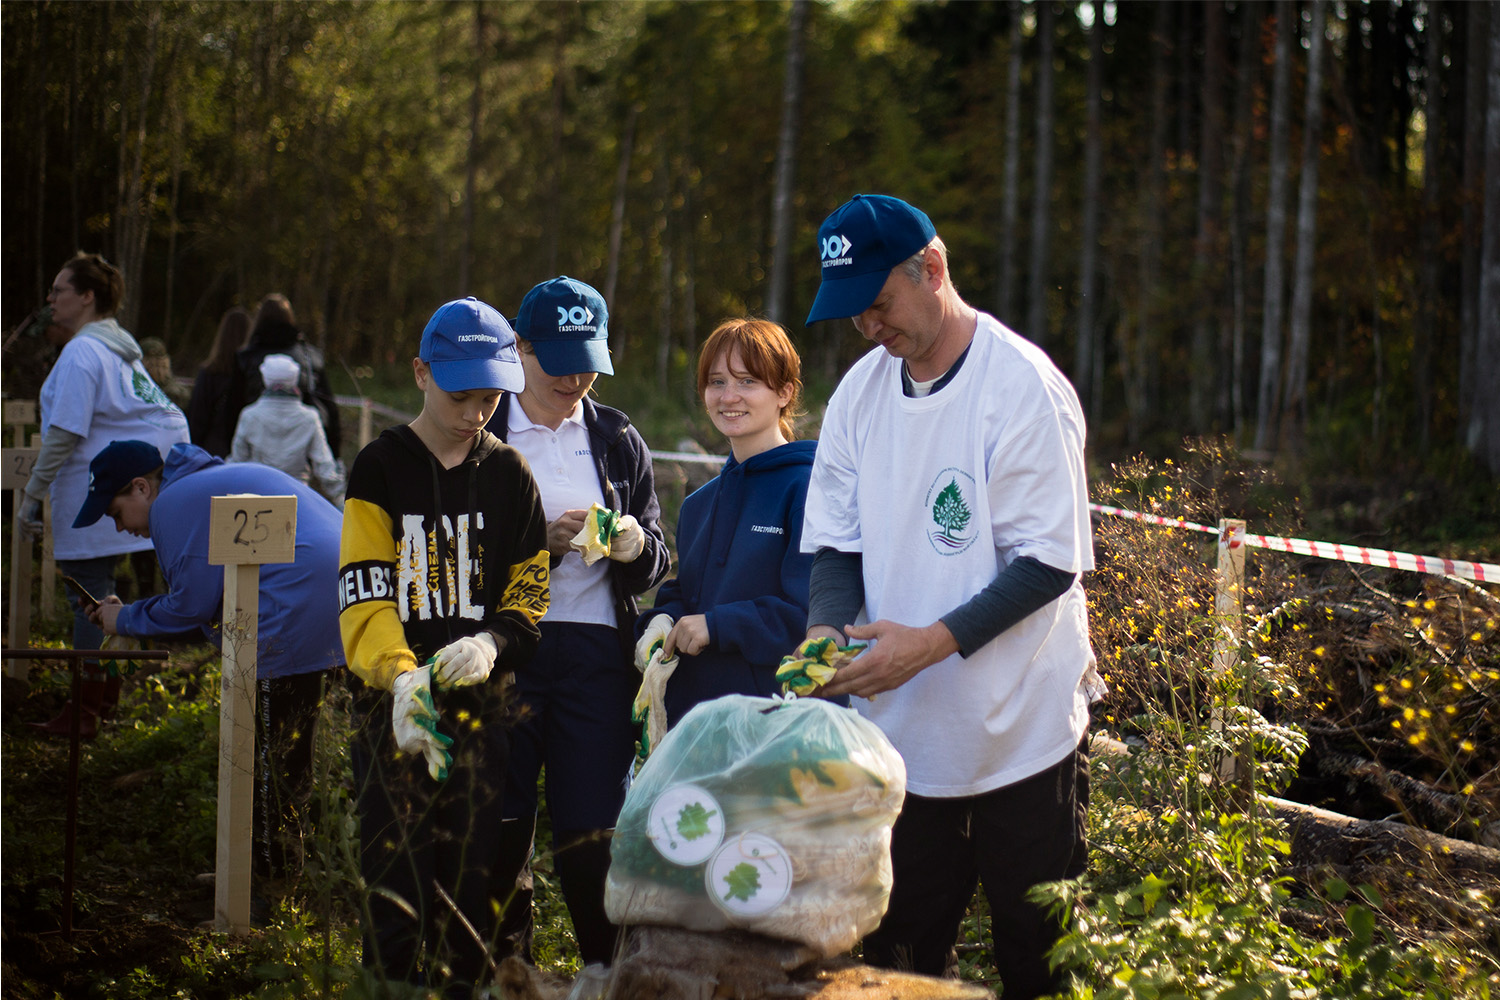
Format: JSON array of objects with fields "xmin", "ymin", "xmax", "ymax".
[
  {"xmin": 647, "ymin": 783, "xmax": 723, "ymax": 866},
  {"xmin": 707, "ymin": 833, "xmax": 792, "ymax": 916},
  {"xmin": 924, "ymin": 467, "xmax": 978, "ymax": 555}
]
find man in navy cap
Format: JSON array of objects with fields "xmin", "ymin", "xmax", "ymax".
[
  {"xmin": 76, "ymin": 437, "xmax": 344, "ymax": 891},
  {"xmin": 799, "ymin": 194, "xmax": 1103, "ymax": 999}
]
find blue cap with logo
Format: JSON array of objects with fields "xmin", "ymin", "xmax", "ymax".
[
  {"xmin": 514, "ymin": 276, "xmax": 613, "ymax": 376},
  {"xmin": 419, "ymin": 296, "xmax": 525, "ymax": 392},
  {"xmin": 73, "ymin": 439, "xmax": 163, "ymax": 529},
  {"xmin": 805, "ymin": 194, "xmax": 937, "ymax": 325}
]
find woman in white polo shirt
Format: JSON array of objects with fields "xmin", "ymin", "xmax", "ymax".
[{"xmin": 481, "ymin": 276, "xmax": 670, "ymax": 967}]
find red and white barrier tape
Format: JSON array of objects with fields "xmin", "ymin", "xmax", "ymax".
[
  {"xmin": 1089, "ymin": 503, "xmax": 1499, "ymax": 584},
  {"xmin": 1087, "ymin": 503, "xmax": 1218, "ymax": 535}
]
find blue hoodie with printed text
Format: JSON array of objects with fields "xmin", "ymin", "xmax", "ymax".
[
  {"xmin": 114, "ymin": 443, "xmax": 344, "ymax": 678},
  {"xmin": 640, "ymin": 439, "xmax": 817, "ymax": 721}
]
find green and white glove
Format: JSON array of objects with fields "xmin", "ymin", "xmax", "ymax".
[
  {"xmin": 607, "ymin": 514, "xmax": 645, "ymax": 563},
  {"xmin": 432, "ymin": 631, "xmax": 498, "ymax": 689},
  {"xmin": 392, "ymin": 664, "xmax": 453, "ymax": 780},
  {"xmin": 776, "ymin": 637, "xmax": 867, "ymax": 697},
  {"xmin": 631, "ymin": 613, "xmax": 679, "ymax": 759},
  {"xmin": 569, "ymin": 502, "xmax": 620, "ymax": 565}
]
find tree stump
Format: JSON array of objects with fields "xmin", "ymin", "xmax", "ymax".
[{"xmin": 496, "ymin": 926, "xmax": 996, "ymax": 1000}]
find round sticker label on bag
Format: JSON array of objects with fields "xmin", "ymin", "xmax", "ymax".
[
  {"xmin": 648, "ymin": 783, "xmax": 724, "ymax": 866},
  {"xmin": 707, "ymin": 833, "xmax": 792, "ymax": 916}
]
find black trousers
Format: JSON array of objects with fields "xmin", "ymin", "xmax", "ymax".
[
  {"xmin": 353, "ymin": 686, "xmax": 509, "ymax": 1000},
  {"xmin": 492, "ymin": 622, "xmax": 635, "ymax": 967},
  {"xmin": 863, "ymin": 736, "xmax": 1090, "ymax": 1000},
  {"xmin": 255, "ymin": 670, "xmax": 327, "ymax": 880}
]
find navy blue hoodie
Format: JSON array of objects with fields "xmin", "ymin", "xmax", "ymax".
[{"xmin": 641, "ymin": 439, "xmax": 816, "ymax": 721}]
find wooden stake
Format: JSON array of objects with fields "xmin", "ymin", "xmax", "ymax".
[
  {"xmin": 4, "ymin": 401, "xmax": 39, "ymax": 680},
  {"xmin": 1213, "ymin": 518, "xmax": 1248, "ymax": 790},
  {"xmin": 359, "ymin": 398, "xmax": 373, "ymax": 449},
  {"xmin": 208, "ymin": 493, "xmax": 297, "ymax": 934},
  {"xmin": 4, "ymin": 444, "xmax": 39, "ymax": 681}
]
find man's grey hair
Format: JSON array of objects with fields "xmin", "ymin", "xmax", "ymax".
[{"xmin": 896, "ymin": 236, "xmax": 949, "ymax": 285}]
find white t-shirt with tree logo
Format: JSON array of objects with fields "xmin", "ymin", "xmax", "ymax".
[
  {"xmin": 802, "ymin": 312, "xmax": 1095, "ymax": 797},
  {"xmin": 39, "ymin": 321, "xmax": 190, "ymax": 559}
]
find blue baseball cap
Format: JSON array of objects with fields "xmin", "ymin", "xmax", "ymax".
[
  {"xmin": 514, "ymin": 276, "xmax": 613, "ymax": 376},
  {"xmin": 805, "ymin": 194, "xmax": 937, "ymax": 324},
  {"xmin": 73, "ymin": 439, "xmax": 163, "ymax": 528},
  {"xmin": 419, "ymin": 297, "xmax": 525, "ymax": 392}
]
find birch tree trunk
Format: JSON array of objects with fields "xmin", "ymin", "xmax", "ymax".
[
  {"xmin": 115, "ymin": 5, "xmax": 164, "ymax": 334},
  {"xmin": 1228, "ymin": 1, "xmax": 1261, "ymax": 442},
  {"xmin": 1476, "ymin": 11, "xmax": 1500, "ymax": 474},
  {"xmin": 1130, "ymin": 2, "xmax": 1171, "ymax": 447},
  {"xmin": 766, "ymin": 0, "xmax": 808, "ymax": 327},
  {"xmin": 1253, "ymin": 6, "xmax": 1295, "ymax": 455},
  {"xmin": 460, "ymin": 1, "xmax": 484, "ymax": 295},
  {"xmin": 1282, "ymin": 0, "xmax": 1327, "ymax": 451},
  {"xmin": 1459, "ymin": 2, "xmax": 1488, "ymax": 444},
  {"xmin": 605, "ymin": 105, "xmax": 638, "ymax": 362},
  {"xmin": 1191, "ymin": 0, "xmax": 1227, "ymax": 431},
  {"xmin": 1076, "ymin": 7, "xmax": 1104, "ymax": 415},
  {"xmin": 1412, "ymin": 1, "xmax": 1442, "ymax": 454},
  {"xmin": 546, "ymin": 24, "xmax": 566, "ymax": 277},
  {"xmin": 1026, "ymin": 0, "xmax": 1055, "ymax": 349},
  {"xmin": 997, "ymin": 0, "xmax": 1023, "ymax": 322}
]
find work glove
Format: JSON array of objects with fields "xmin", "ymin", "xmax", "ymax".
[
  {"xmin": 568, "ymin": 502, "xmax": 620, "ymax": 566},
  {"xmin": 432, "ymin": 631, "xmax": 498, "ymax": 689},
  {"xmin": 18, "ymin": 494, "xmax": 44, "ymax": 540},
  {"xmin": 392, "ymin": 665, "xmax": 453, "ymax": 780},
  {"xmin": 631, "ymin": 613, "xmax": 679, "ymax": 759},
  {"xmin": 608, "ymin": 514, "xmax": 645, "ymax": 563},
  {"xmin": 776, "ymin": 636, "xmax": 867, "ymax": 698}
]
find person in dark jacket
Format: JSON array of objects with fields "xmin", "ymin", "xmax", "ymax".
[
  {"xmin": 637, "ymin": 318, "xmax": 818, "ymax": 724},
  {"xmin": 483, "ymin": 276, "xmax": 670, "ymax": 968},
  {"xmin": 185, "ymin": 306, "xmax": 251, "ymax": 457},
  {"xmin": 227, "ymin": 294, "xmax": 342, "ymax": 457},
  {"xmin": 339, "ymin": 297, "xmax": 549, "ymax": 998}
]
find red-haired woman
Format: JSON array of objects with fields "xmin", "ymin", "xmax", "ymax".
[{"xmin": 637, "ymin": 318, "xmax": 818, "ymax": 724}]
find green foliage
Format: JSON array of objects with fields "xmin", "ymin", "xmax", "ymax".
[{"xmin": 1033, "ymin": 448, "xmax": 1500, "ymax": 1000}]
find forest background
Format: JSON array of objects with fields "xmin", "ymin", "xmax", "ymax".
[{"xmin": 5, "ymin": 0, "xmax": 1500, "ymax": 490}]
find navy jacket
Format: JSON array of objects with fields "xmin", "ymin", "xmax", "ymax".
[
  {"xmin": 640, "ymin": 439, "xmax": 817, "ymax": 721},
  {"xmin": 486, "ymin": 394, "xmax": 670, "ymax": 646}
]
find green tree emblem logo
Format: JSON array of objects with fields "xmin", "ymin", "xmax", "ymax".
[
  {"xmin": 924, "ymin": 468, "xmax": 979, "ymax": 555},
  {"xmin": 931, "ymin": 478, "xmax": 972, "ymax": 541},
  {"xmin": 722, "ymin": 861, "xmax": 761, "ymax": 903},
  {"xmin": 132, "ymin": 368, "xmax": 173, "ymax": 408},
  {"xmin": 676, "ymin": 801, "xmax": 717, "ymax": 841}
]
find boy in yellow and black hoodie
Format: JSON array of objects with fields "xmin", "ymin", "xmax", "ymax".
[{"xmin": 338, "ymin": 297, "xmax": 549, "ymax": 998}]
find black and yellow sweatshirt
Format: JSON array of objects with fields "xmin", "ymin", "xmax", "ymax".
[{"xmin": 338, "ymin": 424, "xmax": 550, "ymax": 706}]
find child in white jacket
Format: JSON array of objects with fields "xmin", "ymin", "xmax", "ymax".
[{"xmin": 231, "ymin": 353, "xmax": 345, "ymax": 505}]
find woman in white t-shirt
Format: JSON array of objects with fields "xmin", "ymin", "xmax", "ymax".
[{"xmin": 19, "ymin": 253, "xmax": 189, "ymax": 736}]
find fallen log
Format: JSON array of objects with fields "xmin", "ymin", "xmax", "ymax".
[
  {"xmin": 1265, "ymin": 794, "xmax": 1500, "ymax": 880},
  {"xmin": 1091, "ymin": 734, "xmax": 1500, "ymax": 878}
]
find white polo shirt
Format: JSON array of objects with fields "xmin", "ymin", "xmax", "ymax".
[{"xmin": 506, "ymin": 400, "xmax": 614, "ymax": 626}]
